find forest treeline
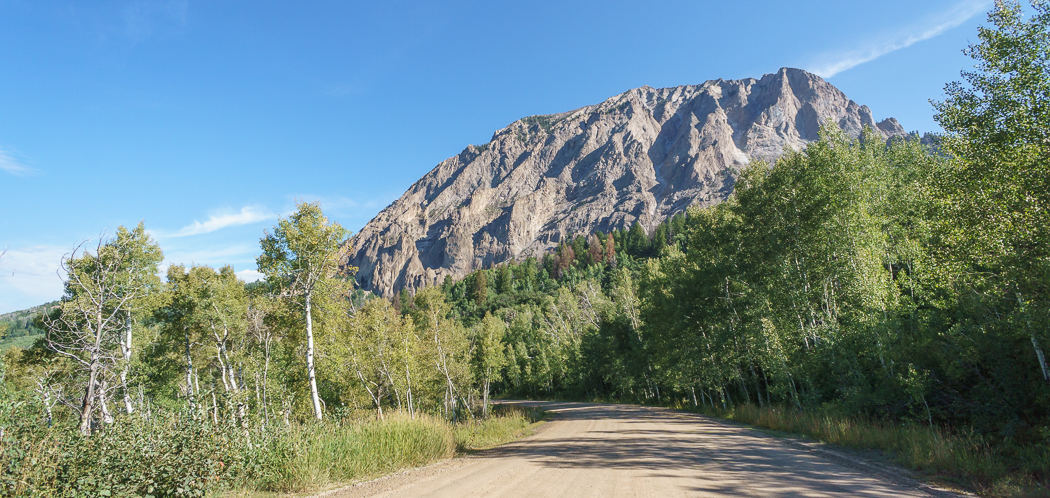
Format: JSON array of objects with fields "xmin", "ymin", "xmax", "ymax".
[{"xmin": 1, "ymin": 1, "xmax": 1048, "ymax": 495}]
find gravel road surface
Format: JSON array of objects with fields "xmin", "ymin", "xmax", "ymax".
[{"xmin": 323, "ymin": 401, "xmax": 960, "ymax": 497}]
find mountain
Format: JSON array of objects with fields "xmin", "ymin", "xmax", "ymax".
[{"xmin": 346, "ymin": 68, "xmax": 906, "ymax": 297}]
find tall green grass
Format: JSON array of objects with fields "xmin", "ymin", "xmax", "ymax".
[
  {"xmin": 453, "ymin": 405, "xmax": 545, "ymax": 451},
  {"xmin": 264, "ymin": 414, "xmax": 455, "ymax": 492},
  {"xmin": 689, "ymin": 403, "xmax": 1049, "ymax": 496},
  {"xmin": 265, "ymin": 405, "xmax": 544, "ymax": 492}
]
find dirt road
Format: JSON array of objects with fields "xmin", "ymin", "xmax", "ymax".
[{"xmin": 325, "ymin": 401, "xmax": 958, "ymax": 497}]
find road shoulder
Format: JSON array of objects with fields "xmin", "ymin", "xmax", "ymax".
[{"xmin": 692, "ymin": 412, "xmax": 973, "ymax": 497}]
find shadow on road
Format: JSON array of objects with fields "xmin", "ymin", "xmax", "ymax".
[{"xmin": 487, "ymin": 401, "xmax": 915, "ymax": 497}]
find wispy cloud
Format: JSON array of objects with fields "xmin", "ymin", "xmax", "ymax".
[
  {"xmin": 285, "ymin": 194, "xmax": 392, "ymax": 223},
  {"xmin": 169, "ymin": 206, "xmax": 274, "ymax": 238},
  {"xmin": 0, "ymin": 149, "xmax": 37, "ymax": 176},
  {"xmin": 163, "ymin": 244, "xmax": 256, "ymax": 263},
  {"xmin": 159, "ymin": 244, "xmax": 259, "ymax": 281},
  {"xmin": 0, "ymin": 245, "xmax": 68, "ymax": 313},
  {"xmin": 807, "ymin": 0, "xmax": 991, "ymax": 77}
]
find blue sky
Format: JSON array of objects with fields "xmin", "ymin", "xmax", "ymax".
[{"xmin": 0, "ymin": 0, "xmax": 997, "ymax": 313}]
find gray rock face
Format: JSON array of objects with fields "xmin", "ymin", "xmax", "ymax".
[{"xmin": 347, "ymin": 68, "xmax": 905, "ymax": 297}]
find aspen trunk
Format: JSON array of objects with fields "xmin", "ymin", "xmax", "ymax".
[
  {"xmin": 44, "ymin": 390, "xmax": 54, "ymax": 426},
  {"xmin": 99, "ymin": 383, "xmax": 115, "ymax": 424},
  {"xmin": 305, "ymin": 292, "xmax": 323, "ymax": 421},
  {"xmin": 737, "ymin": 373, "xmax": 751, "ymax": 405},
  {"xmin": 121, "ymin": 320, "xmax": 134, "ymax": 414},
  {"xmin": 1033, "ymin": 334, "xmax": 1050, "ymax": 384},
  {"xmin": 185, "ymin": 331, "xmax": 195, "ymax": 410},
  {"xmin": 255, "ymin": 374, "xmax": 262, "ymax": 420},
  {"xmin": 762, "ymin": 368, "xmax": 772, "ymax": 406},
  {"xmin": 749, "ymin": 364, "xmax": 764, "ymax": 407},
  {"xmin": 405, "ymin": 351, "xmax": 414, "ymax": 418},
  {"xmin": 79, "ymin": 363, "xmax": 99, "ymax": 435},
  {"xmin": 217, "ymin": 349, "xmax": 231, "ymax": 392},
  {"xmin": 376, "ymin": 384, "xmax": 385, "ymax": 420},
  {"xmin": 483, "ymin": 378, "xmax": 490, "ymax": 417},
  {"xmin": 79, "ymin": 316, "xmax": 104, "ymax": 435},
  {"xmin": 263, "ymin": 340, "xmax": 271, "ymax": 425}
]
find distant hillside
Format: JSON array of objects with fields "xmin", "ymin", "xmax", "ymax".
[
  {"xmin": 344, "ymin": 68, "xmax": 906, "ymax": 297},
  {"xmin": 0, "ymin": 301, "xmax": 54, "ymax": 350}
]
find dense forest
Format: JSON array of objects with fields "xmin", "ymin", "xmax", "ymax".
[{"xmin": 2, "ymin": 2, "xmax": 1048, "ymax": 495}]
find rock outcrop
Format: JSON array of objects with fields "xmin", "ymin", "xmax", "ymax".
[{"xmin": 346, "ymin": 68, "xmax": 905, "ymax": 297}]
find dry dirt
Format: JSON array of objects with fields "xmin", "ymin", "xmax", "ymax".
[{"xmin": 318, "ymin": 401, "xmax": 964, "ymax": 497}]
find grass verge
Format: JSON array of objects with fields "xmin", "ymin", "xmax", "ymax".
[
  {"xmin": 238, "ymin": 405, "xmax": 546, "ymax": 495},
  {"xmin": 682, "ymin": 403, "xmax": 1049, "ymax": 497},
  {"xmin": 453, "ymin": 404, "xmax": 546, "ymax": 451},
  {"xmin": 261, "ymin": 414, "xmax": 456, "ymax": 493}
]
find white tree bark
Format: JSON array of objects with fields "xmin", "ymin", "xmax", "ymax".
[
  {"xmin": 305, "ymin": 292, "xmax": 323, "ymax": 420},
  {"xmin": 120, "ymin": 319, "xmax": 134, "ymax": 414},
  {"xmin": 1033, "ymin": 333, "xmax": 1050, "ymax": 384},
  {"xmin": 185, "ymin": 331, "xmax": 195, "ymax": 411}
]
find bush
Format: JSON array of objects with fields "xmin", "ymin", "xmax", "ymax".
[
  {"xmin": 1, "ymin": 375, "xmax": 542, "ymax": 497},
  {"xmin": 1, "ymin": 408, "xmax": 255, "ymax": 497}
]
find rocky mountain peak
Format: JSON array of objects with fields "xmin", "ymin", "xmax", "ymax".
[{"xmin": 346, "ymin": 68, "xmax": 906, "ymax": 297}]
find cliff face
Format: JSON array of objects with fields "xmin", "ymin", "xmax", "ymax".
[{"xmin": 347, "ymin": 68, "xmax": 905, "ymax": 297}]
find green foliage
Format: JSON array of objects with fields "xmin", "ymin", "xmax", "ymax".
[
  {"xmin": 3, "ymin": 3, "xmax": 1049, "ymax": 493},
  {"xmin": 258, "ymin": 201, "xmax": 350, "ymax": 421},
  {"xmin": 1, "ymin": 366, "xmax": 247, "ymax": 497},
  {"xmin": 473, "ymin": 270, "xmax": 488, "ymax": 308},
  {"xmin": 0, "ymin": 395, "xmax": 530, "ymax": 496},
  {"xmin": 40, "ymin": 223, "xmax": 164, "ymax": 434},
  {"xmin": 931, "ymin": 0, "xmax": 1050, "ymax": 405},
  {"xmin": 257, "ymin": 201, "xmax": 349, "ymax": 297}
]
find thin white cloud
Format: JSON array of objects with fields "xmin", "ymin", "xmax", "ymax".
[
  {"xmin": 0, "ymin": 245, "xmax": 68, "ymax": 313},
  {"xmin": 162, "ymin": 244, "xmax": 257, "ymax": 266},
  {"xmin": 807, "ymin": 0, "xmax": 991, "ymax": 78},
  {"xmin": 285, "ymin": 194, "xmax": 392, "ymax": 222},
  {"xmin": 0, "ymin": 241, "xmax": 263, "ymax": 313},
  {"xmin": 236, "ymin": 269, "xmax": 265, "ymax": 283},
  {"xmin": 169, "ymin": 206, "xmax": 274, "ymax": 238},
  {"xmin": 0, "ymin": 149, "xmax": 36, "ymax": 176}
]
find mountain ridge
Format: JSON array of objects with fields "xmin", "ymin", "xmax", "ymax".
[{"xmin": 346, "ymin": 68, "xmax": 906, "ymax": 297}]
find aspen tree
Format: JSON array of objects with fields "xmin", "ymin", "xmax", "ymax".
[
  {"xmin": 43, "ymin": 223, "xmax": 162, "ymax": 434},
  {"xmin": 933, "ymin": 0, "xmax": 1050, "ymax": 384},
  {"xmin": 258, "ymin": 201, "xmax": 349, "ymax": 421},
  {"xmin": 473, "ymin": 313, "xmax": 506, "ymax": 416}
]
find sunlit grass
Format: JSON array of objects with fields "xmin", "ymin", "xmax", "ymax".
[
  {"xmin": 255, "ymin": 406, "xmax": 544, "ymax": 493},
  {"xmin": 267, "ymin": 414, "xmax": 454, "ymax": 492},
  {"xmin": 453, "ymin": 405, "xmax": 545, "ymax": 451}
]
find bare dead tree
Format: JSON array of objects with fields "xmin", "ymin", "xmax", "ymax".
[{"xmin": 42, "ymin": 227, "xmax": 161, "ymax": 435}]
